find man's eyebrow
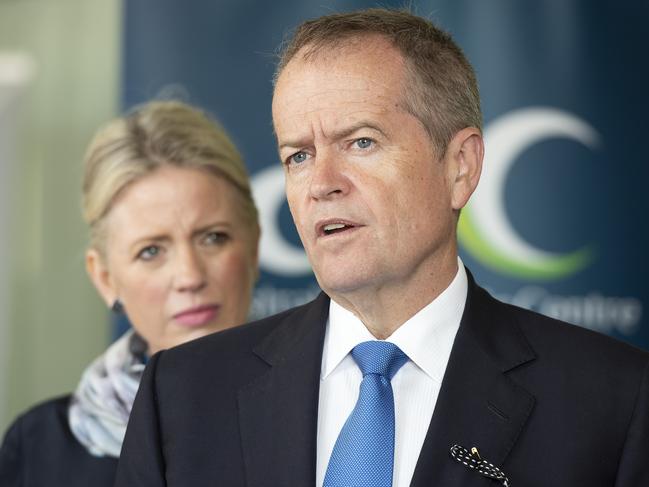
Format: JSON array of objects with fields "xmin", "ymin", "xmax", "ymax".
[
  {"xmin": 329, "ymin": 121, "xmax": 388, "ymax": 141},
  {"xmin": 278, "ymin": 121, "xmax": 387, "ymax": 151},
  {"xmin": 279, "ymin": 137, "xmax": 311, "ymax": 151}
]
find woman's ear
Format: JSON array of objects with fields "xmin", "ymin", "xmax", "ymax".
[
  {"xmin": 85, "ymin": 248, "xmax": 116, "ymax": 308},
  {"xmin": 445, "ymin": 127, "xmax": 484, "ymax": 210}
]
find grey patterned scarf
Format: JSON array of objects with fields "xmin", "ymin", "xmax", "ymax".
[{"xmin": 68, "ymin": 330, "xmax": 147, "ymax": 457}]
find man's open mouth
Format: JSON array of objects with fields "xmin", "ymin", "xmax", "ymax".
[{"xmin": 318, "ymin": 220, "xmax": 359, "ymax": 237}]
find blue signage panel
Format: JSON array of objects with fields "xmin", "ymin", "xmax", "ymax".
[{"xmin": 122, "ymin": 0, "xmax": 649, "ymax": 349}]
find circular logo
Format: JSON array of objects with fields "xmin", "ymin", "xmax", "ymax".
[
  {"xmin": 251, "ymin": 165, "xmax": 312, "ymax": 276},
  {"xmin": 458, "ymin": 107, "xmax": 599, "ymax": 280}
]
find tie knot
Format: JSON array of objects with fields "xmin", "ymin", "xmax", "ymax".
[{"xmin": 351, "ymin": 341, "xmax": 408, "ymax": 380}]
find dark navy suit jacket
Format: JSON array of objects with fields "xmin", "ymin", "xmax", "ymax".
[
  {"xmin": 115, "ymin": 272, "xmax": 649, "ymax": 486},
  {"xmin": 0, "ymin": 395, "xmax": 118, "ymax": 487}
]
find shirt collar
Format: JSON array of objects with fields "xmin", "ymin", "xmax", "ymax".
[{"xmin": 322, "ymin": 258, "xmax": 468, "ymax": 382}]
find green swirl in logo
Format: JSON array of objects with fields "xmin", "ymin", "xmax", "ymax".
[{"xmin": 458, "ymin": 108, "xmax": 597, "ymax": 281}]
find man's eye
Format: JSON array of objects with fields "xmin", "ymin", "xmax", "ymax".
[
  {"xmin": 137, "ymin": 245, "xmax": 160, "ymax": 261},
  {"xmin": 204, "ymin": 231, "xmax": 229, "ymax": 245},
  {"xmin": 355, "ymin": 138, "xmax": 373, "ymax": 149},
  {"xmin": 289, "ymin": 151, "xmax": 309, "ymax": 165}
]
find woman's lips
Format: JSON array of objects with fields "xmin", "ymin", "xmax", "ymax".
[{"xmin": 173, "ymin": 304, "xmax": 219, "ymax": 328}]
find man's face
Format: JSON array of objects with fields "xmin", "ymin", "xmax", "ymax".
[{"xmin": 272, "ymin": 36, "xmax": 461, "ymax": 299}]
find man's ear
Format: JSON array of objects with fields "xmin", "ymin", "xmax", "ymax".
[
  {"xmin": 445, "ymin": 127, "xmax": 484, "ymax": 210},
  {"xmin": 86, "ymin": 248, "xmax": 116, "ymax": 308}
]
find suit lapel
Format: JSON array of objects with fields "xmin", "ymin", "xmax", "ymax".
[
  {"xmin": 236, "ymin": 272, "xmax": 537, "ymax": 486},
  {"xmin": 237, "ymin": 293, "xmax": 329, "ymax": 487},
  {"xmin": 411, "ymin": 274, "xmax": 536, "ymax": 486}
]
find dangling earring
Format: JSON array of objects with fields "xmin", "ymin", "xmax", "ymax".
[{"xmin": 111, "ymin": 299, "xmax": 124, "ymax": 314}]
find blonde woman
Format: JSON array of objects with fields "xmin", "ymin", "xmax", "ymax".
[{"xmin": 0, "ymin": 101, "xmax": 259, "ymax": 486}]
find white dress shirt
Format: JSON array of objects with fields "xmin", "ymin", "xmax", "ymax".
[{"xmin": 316, "ymin": 260, "xmax": 468, "ymax": 487}]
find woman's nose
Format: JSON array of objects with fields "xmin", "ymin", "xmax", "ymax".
[{"xmin": 173, "ymin": 247, "xmax": 207, "ymax": 292}]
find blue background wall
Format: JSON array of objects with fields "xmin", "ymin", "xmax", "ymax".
[{"xmin": 121, "ymin": 0, "xmax": 649, "ymax": 349}]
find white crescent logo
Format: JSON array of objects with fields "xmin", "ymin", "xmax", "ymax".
[
  {"xmin": 251, "ymin": 165, "xmax": 312, "ymax": 276},
  {"xmin": 460, "ymin": 107, "xmax": 599, "ymax": 279}
]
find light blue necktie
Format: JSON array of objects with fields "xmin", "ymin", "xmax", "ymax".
[{"xmin": 324, "ymin": 341, "xmax": 408, "ymax": 487}]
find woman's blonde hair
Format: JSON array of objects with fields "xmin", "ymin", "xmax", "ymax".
[{"xmin": 82, "ymin": 100, "xmax": 259, "ymax": 253}]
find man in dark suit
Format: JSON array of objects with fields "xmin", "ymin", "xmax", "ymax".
[{"xmin": 115, "ymin": 9, "xmax": 649, "ymax": 487}]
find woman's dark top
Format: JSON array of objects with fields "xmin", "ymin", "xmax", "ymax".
[{"xmin": 0, "ymin": 395, "xmax": 118, "ymax": 487}]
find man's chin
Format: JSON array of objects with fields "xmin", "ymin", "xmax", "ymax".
[{"xmin": 314, "ymin": 270, "xmax": 373, "ymax": 298}]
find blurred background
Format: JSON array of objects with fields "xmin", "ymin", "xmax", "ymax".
[{"xmin": 1, "ymin": 0, "xmax": 647, "ymax": 432}]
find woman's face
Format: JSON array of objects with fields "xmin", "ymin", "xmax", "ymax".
[{"xmin": 87, "ymin": 165, "xmax": 258, "ymax": 354}]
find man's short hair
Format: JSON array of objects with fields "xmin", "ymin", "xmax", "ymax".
[{"xmin": 275, "ymin": 8, "xmax": 482, "ymax": 155}]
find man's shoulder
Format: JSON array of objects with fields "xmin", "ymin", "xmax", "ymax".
[{"xmin": 150, "ymin": 292, "xmax": 329, "ymax": 384}]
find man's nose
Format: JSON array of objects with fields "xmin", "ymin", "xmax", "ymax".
[
  {"xmin": 308, "ymin": 150, "xmax": 350, "ymax": 200},
  {"xmin": 173, "ymin": 246, "xmax": 207, "ymax": 292}
]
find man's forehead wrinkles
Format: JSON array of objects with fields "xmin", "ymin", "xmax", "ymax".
[
  {"xmin": 279, "ymin": 108, "xmax": 387, "ymax": 150},
  {"xmin": 280, "ymin": 90, "xmax": 392, "ymax": 123},
  {"xmin": 286, "ymin": 65, "xmax": 375, "ymax": 88},
  {"xmin": 273, "ymin": 44, "xmax": 407, "ymax": 152},
  {"xmin": 279, "ymin": 87, "xmax": 373, "ymax": 114}
]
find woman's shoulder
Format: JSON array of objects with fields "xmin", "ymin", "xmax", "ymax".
[
  {"xmin": 2, "ymin": 395, "xmax": 72, "ymax": 450},
  {"xmin": 0, "ymin": 394, "xmax": 118, "ymax": 486},
  {"xmin": 0, "ymin": 395, "xmax": 72, "ymax": 485},
  {"xmin": 11, "ymin": 394, "xmax": 70, "ymax": 427}
]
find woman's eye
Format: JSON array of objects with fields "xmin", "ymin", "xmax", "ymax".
[
  {"xmin": 137, "ymin": 245, "xmax": 160, "ymax": 261},
  {"xmin": 355, "ymin": 137, "xmax": 373, "ymax": 149},
  {"xmin": 204, "ymin": 231, "xmax": 229, "ymax": 245},
  {"xmin": 288, "ymin": 151, "xmax": 309, "ymax": 165}
]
